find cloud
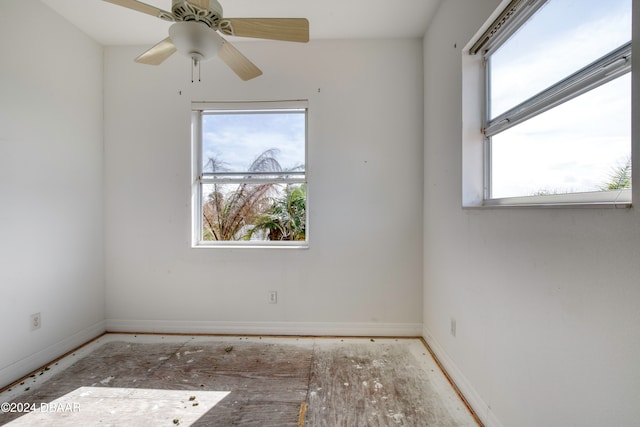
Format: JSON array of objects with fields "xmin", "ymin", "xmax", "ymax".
[
  {"xmin": 202, "ymin": 112, "xmax": 305, "ymax": 172},
  {"xmin": 490, "ymin": 0, "xmax": 631, "ymax": 116}
]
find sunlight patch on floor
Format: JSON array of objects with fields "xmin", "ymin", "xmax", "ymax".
[{"xmin": 5, "ymin": 387, "xmax": 230, "ymax": 426}]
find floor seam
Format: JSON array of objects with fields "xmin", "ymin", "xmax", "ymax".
[{"xmin": 300, "ymin": 339, "xmax": 316, "ymax": 426}]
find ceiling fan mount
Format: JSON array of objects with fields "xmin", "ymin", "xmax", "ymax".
[
  {"xmin": 103, "ymin": 0, "xmax": 309, "ymax": 81},
  {"xmin": 167, "ymin": 0, "xmax": 223, "ymax": 28}
]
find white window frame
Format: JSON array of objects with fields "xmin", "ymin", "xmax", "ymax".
[
  {"xmin": 463, "ymin": 0, "xmax": 633, "ymax": 208},
  {"xmin": 191, "ymin": 100, "xmax": 309, "ymax": 248}
]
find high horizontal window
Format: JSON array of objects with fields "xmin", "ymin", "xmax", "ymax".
[
  {"xmin": 192, "ymin": 101, "xmax": 308, "ymax": 247},
  {"xmin": 471, "ymin": 0, "xmax": 632, "ymax": 205}
]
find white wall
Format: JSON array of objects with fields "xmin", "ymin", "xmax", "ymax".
[
  {"xmin": 423, "ymin": 1, "xmax": 640, "ymax": 426},
  {"xmin": 104, "ymin": 39, "xmax": 424, "ymax": 335},
  {"xmin": 0, "ymin": 1, "xmax": 105, "ymax": 387}
]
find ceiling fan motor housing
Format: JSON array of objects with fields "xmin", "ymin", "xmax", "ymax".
[{"xmin": 171, "ymin": 0, "xmax": 223, "ymax": 28}]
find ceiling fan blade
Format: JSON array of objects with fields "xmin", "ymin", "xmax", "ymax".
[
  {"xmin": 135, "ymin": 38, "xmax": 177, "ymax": 65},
  {"xmin": 103, "ymin": 0, "xmax": 174, "ymax": 21},
  {"xmin": 218, "ymin": 41, "xmax": 263, "ymax": 81},
  {"xmin": 219, "ymin": 18, "xmax": 309, "ymax": 43}
]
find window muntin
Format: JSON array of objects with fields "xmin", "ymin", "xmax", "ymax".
[
  {"xmin": 192, "ymin": 102, "xmax": 307, "ymax": 246},
  {"xmin": 480, "ymin": 0, "xmax": 632, "ymax": 204}
]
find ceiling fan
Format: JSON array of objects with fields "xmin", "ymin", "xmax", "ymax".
[{"xmin": 103, "ymin": 0, "xmax": 309, "ymax": 80}]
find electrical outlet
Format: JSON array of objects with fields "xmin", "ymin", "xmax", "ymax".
[
  {"xmin": 31, "ymin": 313, "xmax": 41, "ymax": 331},
  {"xmin": 268, "ymin": 291, "xmax": 277, "ymax": 304},
  {"xmin": 450, "ymin": 318, "xmax": 456, "ymax": 337}
]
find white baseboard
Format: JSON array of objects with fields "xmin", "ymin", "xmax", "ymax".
[
  {"xmin": 422, "ymin": 325, "xmax": 504, "ymax": 427},
  {"xmin": 106, "ymin": 319, "xmax": 423, "ymax": 337},
  {"xmin": 0, "ymin": 320, "xmax": 106, "ymax": 389}
]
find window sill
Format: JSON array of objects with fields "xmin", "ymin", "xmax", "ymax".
[
  {"xmin": 465, "ymin": 189, "xmax": 632, "ymax": 209},
  {"xmin": 192, "ymin": 242, "xmax": 310, "ymax": 249},
  {"xmin": 467, "ymin": 202, "xmax": 632, "ymax": 209}
]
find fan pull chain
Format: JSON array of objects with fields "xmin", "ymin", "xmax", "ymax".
[{"xmin": 191, "ymin": 57, "xmax": 201, "ymax": 83}]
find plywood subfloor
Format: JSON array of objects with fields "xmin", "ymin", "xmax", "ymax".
[{"xmin": 0, "ymin": 335, "xmax": 478, "ymax": 426}]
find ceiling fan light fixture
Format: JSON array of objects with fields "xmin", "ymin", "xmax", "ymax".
[{"xmin": 169, "ymin": 21, "xmax": 223, "ymax": 62}]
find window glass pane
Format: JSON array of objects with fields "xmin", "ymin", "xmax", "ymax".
[
  {"xmin": 490, "ymin": 74, "xmax": 630, "ymax": 199},
  {"xmin": 489, "ymin": 0, "xmax": 631, "ymax": 119},
  {"xmin": 202, "ymin": 183, "xmax": 306, "ymax": 241},
  {"xmin": 202, "ymin": 111, "xmax": 305, "ymax": 173}
]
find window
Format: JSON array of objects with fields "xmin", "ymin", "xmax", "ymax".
[
  {"xmin": 192, "ymin": 101, "xmax": 308, "ymax": 247},
  {"xmin": 469, "ymin": 0, "xmax": 632, "ymax": 206}
]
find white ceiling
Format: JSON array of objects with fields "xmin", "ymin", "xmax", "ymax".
[{"xmin": 40, "ymin": 0, "xmax": 442, "ymax": 46}]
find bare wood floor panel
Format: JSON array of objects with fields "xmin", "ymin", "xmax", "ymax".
[
  {"xmin": 0, "ymin": 335, "xmax": 478, "ymax": 426},
  {"xmin": 306, "ymin": 340, "xmax": 477, "ymax": 426}
]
